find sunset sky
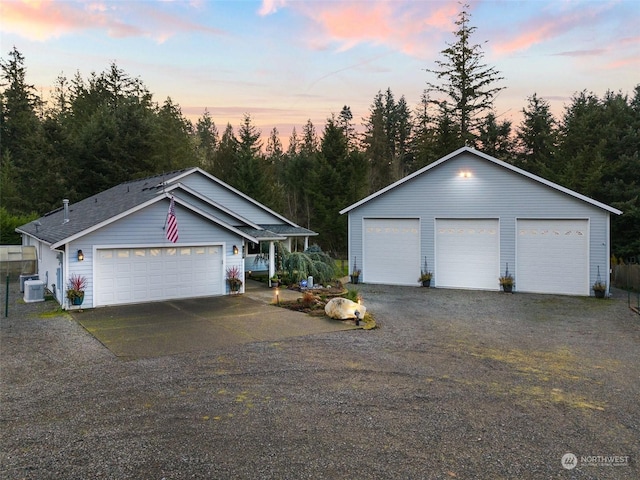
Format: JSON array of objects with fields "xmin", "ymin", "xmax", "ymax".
[{"xmin": 1, "ymin": 0, "xmax": 638, "ymax": 144}]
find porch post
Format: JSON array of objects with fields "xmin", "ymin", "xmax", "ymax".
[
  {"xmin": 304, "ymin": 236, "xmax": 309, "ymax": 250},
  {"xmin": 269, "ymin": 241, "xmax": 275, "ymax": 280}
]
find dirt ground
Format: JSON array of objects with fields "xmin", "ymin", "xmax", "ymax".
[{"xmin": 1, "ymin": 280, "xmax": 638, "ymax": 479}]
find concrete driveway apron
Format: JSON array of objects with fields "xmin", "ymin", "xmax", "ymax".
[{"xmin": 73, "ymin": 281, "xmax": 356, "ymax": 360}]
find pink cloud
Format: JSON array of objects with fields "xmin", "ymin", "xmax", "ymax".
[
  {"xmin": 0, "ymin": 0, "xmax": 222, "ymax": 42},
  {"xmin": 605, "ymin": 54, "xmax": 640, "ymax": 70},
  {"xmin": 291, "ymin": 1, "xmax": 458, "ymax": 57},
  {"xmin": 493, "ymin": 3, "xmax": 612, "ymax": 55},
  {"xmin": 258, "ymin": 0, "xmax": 288, "ymax": 16},
  {"xmin": 0, "ymin": 0, "xmax": 140, "ymax": 40}
]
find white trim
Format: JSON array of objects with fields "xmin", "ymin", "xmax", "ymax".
[
  {"xmin": 171, "ymin": 196, "xmax": 259, "ymax": 243},
  {"xmin": 605, "ymin": 215, "xmax": 611, "ymax": 296},
  {"xmin": 340, "ymin": 146, "xmax": 622, "ymax": 216},
  {"xmin": 93, "ymin": 242, "xmax": 226, "ymax": 307},
  {"xmin": 50, "ymin": 193, "xmax": 259, "ymax": 249},
  {"xmin": 172, "ymin": 167, "xmax": 305, "ymax": 229},
  {"xmin": 170, "ymin": 182, "xmax": 262, "ymax": 230},
  {"xmin": 50, "ymin": 195, "xmax": 168, "ymax": 249}
]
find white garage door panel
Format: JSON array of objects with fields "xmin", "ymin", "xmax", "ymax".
[
  {"xmin": 95, "ymin": 245, "xmax": 223, "ymax": 306},
  {"xmin": 363, "ymin": 218, "xmax": 420, "ymax": 285},
  {"xmin": 436, "ymin": 219, "xmax": 499, "ymax": 290},
  {"xmin": 517, "ymin": 219, "xmax": 588, "ymax": 295}
]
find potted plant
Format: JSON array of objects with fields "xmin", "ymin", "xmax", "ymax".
[
  {"xmin": 592, "ymin": 281, "xmax": 606, "ymax": 298},
  {"xmin": 226, "ymin": 265, "xmax": 243, "ymax": 294},
  {"xmin": 499, "ymin": 263, "xmax": 514, "ymax": 293},
  {"xmin": 418, "ymin": 257, "xmax": 433, "ymax": 287},
  {"xmin": 270, "ymin": 274, "xmax": 280, "ymax": 288},
  {"xmin": 66, "ymin": 273, "xmax": 87, "ymax": 305},
  {"xmin": 350, "ymin": 257, "xmax": 361, "ymax": 284},
  {"xmin": 592, "ymin": 266, "xmax": 606, "ymax": 298}
]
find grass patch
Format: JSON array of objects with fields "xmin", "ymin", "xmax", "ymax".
[{"xmin": 447, "ymin": 340, "xmax": 614, "ymax": 411}]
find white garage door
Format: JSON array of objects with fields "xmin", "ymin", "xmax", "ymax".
[
  {"xmin": 516, "ymin": 219, "xmax": 589, "ymax": 295},
  {"xmin": 363, "ymin": 218, "xmax": 420, "ymax": 285},
  {"xmin": 95, "ymin": 245, "xmax": 223, "ymax": 306},
  {"xmin": 436, "ymin": 219, "xmax": 499, "ymax": 290}
]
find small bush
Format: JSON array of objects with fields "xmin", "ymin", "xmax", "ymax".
[
  {"xmin": 343, "ymin": 288, "xmax": 359, "ymax": 302},
  {"xmin": 301, "ymin": 291, "xmax": 316, "ymax": 307},
  {"xmin": 283, "ymin": 252, "xmax": 313, "ymax": 283}
]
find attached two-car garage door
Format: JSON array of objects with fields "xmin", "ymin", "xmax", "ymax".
[{"xmin": 95, "ymin": 245, "xmax": 223, "ymax": 306}]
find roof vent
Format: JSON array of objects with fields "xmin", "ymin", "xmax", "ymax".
[{"xmin": 63, "ymin": 199, "xmax": 69, "ymax": 224}]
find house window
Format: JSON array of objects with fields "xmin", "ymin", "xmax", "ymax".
[{"xmin": 247, "ymin": 242, "xmax": 261, "ymax": 255}]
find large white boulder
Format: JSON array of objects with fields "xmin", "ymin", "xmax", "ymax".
[{"xmin": 324, "ymin": 297, "xmax": 366, "ymax": 320}]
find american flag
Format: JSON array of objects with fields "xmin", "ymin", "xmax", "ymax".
[{"xmin": 166, "ymin": 197, "xmax": 179, "ymax": 243}]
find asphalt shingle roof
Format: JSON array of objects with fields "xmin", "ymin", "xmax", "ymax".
[
  {"xmin": 17, "ymin": 170, "xmax": 190, "ymax": 245},
  {"xmin": 17, "ymin": 169, "xmax": 319, "ymax": 246}
]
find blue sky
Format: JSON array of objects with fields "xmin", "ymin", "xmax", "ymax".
[{"xmin": 1, "ymin": 0, "xmax": 638, "ymax": 145}]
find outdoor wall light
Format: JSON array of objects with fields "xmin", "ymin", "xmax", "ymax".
[
  {"xmin": 233, "ymin": 245, "xmax": 239, "ymax": 255},
  {"xmin": 459, "ymin": 170, "xmax": 472, "ymax": 178},
  {"xmin": 77, "ymin": 249, "xmax": 84, "ymax": 261}
]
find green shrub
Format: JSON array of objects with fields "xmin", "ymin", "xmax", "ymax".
[
  {"xmin": 283, "ymin": 251, "xmax": 313, "ymax": 283},
  {"xmin": 282, "ymin": 245, "xmax": 339, "ymax": 285},
  {"xmin": 343, "ymin": 288, "xmax": 360, "ymax": 302},
  {"xmin": 0, "ymin": 207, "xmax": 38, "ymax": 244}
]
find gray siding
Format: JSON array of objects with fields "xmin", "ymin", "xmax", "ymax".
[
  {"xmin": 181, "ymin": 174, "xmax": 285, "ymax": 225},
  {"xmin": 346, "ymin": 152, "xmax": 611, "ymax": 291},
  {"xmin": 66, "ymin": 201, "xmax": 244, "ymax": 308},
  {"xmin": 24, "ymin": 236, "xmax": 64, "ymax": 303}
]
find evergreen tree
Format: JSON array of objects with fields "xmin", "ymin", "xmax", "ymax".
[
  {"xmin": 265, "ymin": 126, "xmax": 283, "ymax": 160},
  {"xmin": 556, "ymin": 88, "xmax": 640, "ymax": 256},
  {"xmin": 410, "ymin": 90, "xmax": 439, "ymax": 171},
  {"xmin": 425, "ymin": 4, "xmax": 504, "ymax": 146},
  {"xmin": 194, "ymin": 110, "xmax": 219, "ymax": 172},
  {"xmin": 362, "ymin": 92, "xmax": 391, "ymax": 193},
  {"xmin": 232, "ymin": 114, "xmax": 273, "ymax": 205},
  {"xmin": 151, "ymin": 97, "xmax": 195, "ymax": 173},
  {"xmin": 287, "ymin": 127, "xmax": 299, "ymax": 156},
  {"xmin": 216, "ymin": 123, "xmax": 238, "ymax": 183},
  {"xmin": 477, "ymin": 112, "xmax": 514, "ymax": 161},
  {"xmin": 337, "ymin": 105, "xmax": 357, "ymax": 151},
  {"xmin": 301, "ymin": 119, "xmax": 319, "ymax": 155},
  {"xmin": 311, "ymin": 117, "xmax": 346, "ymax": 253},
  {"xmin": 265, "ymin": 126, "xmax": 285, "ymax": 213},
  {"xmin": 515, "ymin": 93, "xmax": 558, "ymax": 178},
  {"xmin": 0, "ymin": 47, "xmax": 47, "ymax": 213},
  {"xmin": 394, "ymin": 95, "xmax": 413, "ymax": 178}
]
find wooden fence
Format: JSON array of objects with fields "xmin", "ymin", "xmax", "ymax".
[{"xmin": 612, "ymin": 264, "xmax": 640, "ymax": 291}]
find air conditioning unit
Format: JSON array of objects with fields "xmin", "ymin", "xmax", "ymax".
[
  {"xmin": 20, "ymin": 274, "xmax": 39, "ymax": 292},
  {"xmin": 24, "ymin": 280, "xmax": 45, "ymax": 303}
]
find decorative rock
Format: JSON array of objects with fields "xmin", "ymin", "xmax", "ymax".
[{"xmin": 324, "ymin": 297, "xmax": 366, "ymax": 320}]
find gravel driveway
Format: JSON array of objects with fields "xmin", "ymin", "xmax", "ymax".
[{"xmin": 1, "ymin": 280, "xmax": 638, "ymax": 479}]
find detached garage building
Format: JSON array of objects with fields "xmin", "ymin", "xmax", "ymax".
[
  {"xmin": 340, "ymin": 147, "xmax": 621, "ymax": 296},
  {"xmin": 17, "ymin": 168, "xmax": 316, "ymax": 309}
]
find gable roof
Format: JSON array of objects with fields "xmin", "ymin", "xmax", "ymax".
[
  {"xmin": 339, "ymin": 146, "xmax": 622, "ymax": 216},
  {"xmin": 17, "ymin": 168, "xmax": 317, "ymax": 247}
]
